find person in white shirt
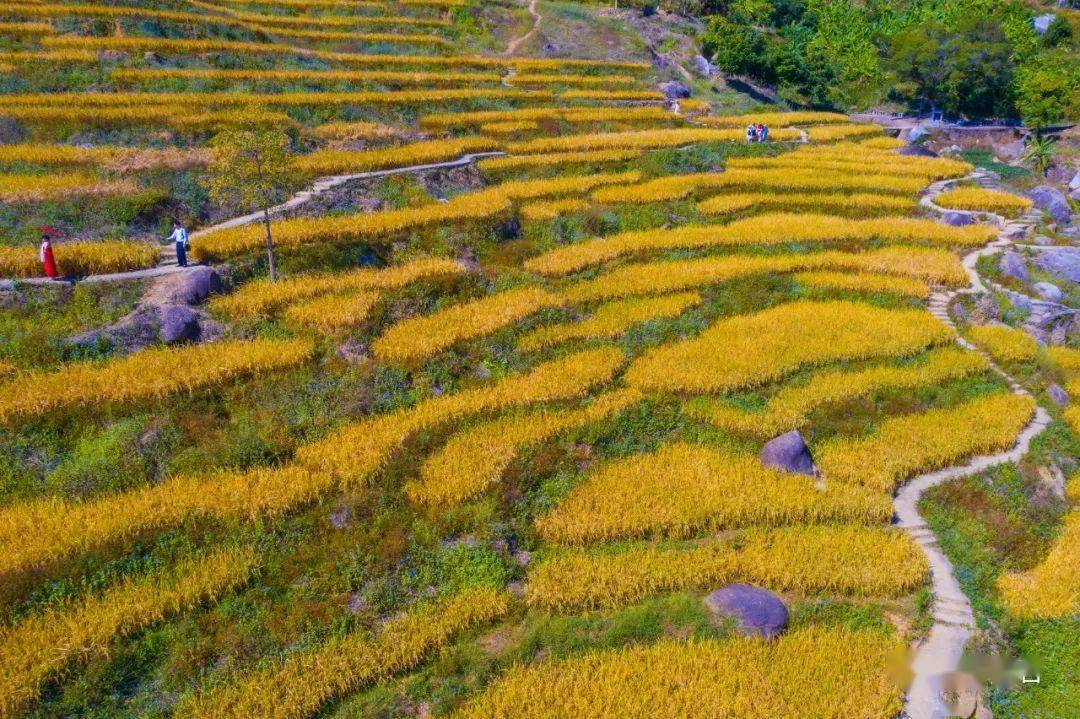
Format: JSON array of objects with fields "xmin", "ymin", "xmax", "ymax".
[{"xmin": 168, "ymin": 221, "xmax": 190, "ymax": 268}]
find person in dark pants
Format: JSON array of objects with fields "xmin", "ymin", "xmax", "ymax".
[{"xmin": 167, "ymin": 221, "xmax": 190, "ymax": 267}]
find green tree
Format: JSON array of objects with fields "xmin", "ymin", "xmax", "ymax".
[
  {"xmin": 1013, "ymin": 52, "xmax": 1078, "ymax": 131},
  {"xmin": 804, "ymin": 0, "xmax": 885, "ymax": 109},
  {"xmin": 207, "ymin": 120, "xmax": 296, "ymax": 281},
  {"xmin": 702, "ymin": 15, "xmax": 769, "ymax": 76}
]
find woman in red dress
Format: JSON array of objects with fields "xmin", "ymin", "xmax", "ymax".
[{"xmin": 40, "ymin": 231, "xmax": 58, "ymax": 279}]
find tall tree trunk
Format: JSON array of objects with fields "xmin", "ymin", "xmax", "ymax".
[{"xmin": 262, "ymin": 207, "xmax": 277, "ymax": 281}]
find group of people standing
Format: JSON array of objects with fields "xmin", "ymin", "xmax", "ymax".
[
  {"xmin": 35, "ymin": 220, "xmax": 192, "ymax": 279},
  {"xmin": 745, "ymin": 123, "xmax": 770, "ymax": 142}
]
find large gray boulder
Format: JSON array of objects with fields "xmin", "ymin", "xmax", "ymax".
[
  {"xmin": 173, "ymin": 267, "xmax": 222, "ymax": 305},
  {"xmin": 760, "ymin": 430, "xmax": 817, "ymax": 477},
  {"xmin": 1048, "ymin": 382, "xmax": 1070, "ymax": 406},
  {"xmin": 899, "ymin": 144, "xmax": 938, "ymax": 158},
  {"xmin": 941, "ymin": 211, "xmax": 974, "ymax": 227},
  {"xmin": 1034, "ymin": 281, "xmax": 1064, "ymax": 302},
  {"xmin": 692, "ymin": 54, "xmax": 715, "ymax": 78},
  {"xmin": 704, "ymin": 584, "xmax": 788, "ymax": 639},
  {"xmin": 906, "ymin": 125, "xmax": 930, "ymax": 143},
  {"xmin": 999, "ymin": 251, "xmax": 1029, "ymax": 282},
  {"xmin": 1069, "ymin": 172, "xmax": 1080, "ymax": 201},
  {"xmin": 1035, "ymin": 247, "xmax": 1080, "ymax": 282},
  {"xmin": 159, "ymin": 305, "xmax": 199, "ymax": 344},
  {"xmin": 1029, "ymin": 185, "xmax": 1072, "ymax": 225},
  {"xmin": 658, "ymin": 81, "xmax": 692, "ymax": 100},
  {"xmin": 1033, "ymin": 13, "xmax": 1056, "ymax": 34}
]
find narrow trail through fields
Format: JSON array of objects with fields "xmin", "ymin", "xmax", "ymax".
[
  {"xmin": 504, "ymin": 0, "xmax": 541, "ymax": 57},
  {"xmin": 899, "ymin": 171, "xmax": 1052, "ymax": 719}
]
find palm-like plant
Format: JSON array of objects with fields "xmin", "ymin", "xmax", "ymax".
[{"xmin": 1022, "ymin": 134, "xmax": 1056, "ymax": 176}]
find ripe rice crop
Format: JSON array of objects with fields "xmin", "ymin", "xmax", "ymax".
[
  {"xmin": 293, "ymin": 137, "xmax": 500, "ymax": 176},
  {"xmin": 309, "ymin": 120, "xmax": 399, "ymax": 141},
  {"xmin": 406, "ymin": 389, "xmax": 641, "ymax": 508},
  {"xmin": 297, "ymin": 347, "xmax": 625, "ymax": 483},
  {"xmin": 372, "ymin": 287, "xmax": 562, "ymax": 362},
  {"xmin": 535, "ymin": 442, "xmax": 890, "ymax": 544},
  {"xmin": 725, "ymin": 154, "xmax": 972, "ymax": 180},
  {"xmin": 692, "ymin": 167, "xmax": 927, "ymax": 195},
  {"xmin": 860, "ymin": 136, "xmax": 907, "ymax": 150},
  {"xmin": 623, "ymin": 300, "xmax": 953, "ymax": 394},
  {"xmin": 478, "ymin": 149, "xmax": 641, "ymax": 173},
  {"xmin": 0, "ymin": 240, "xmax": 158, "ymax": 278},
  {"xmin": 525, "ymin": 525, "xmax": 927, "ymax": 611},
  {"xmin": 194, "ymin": 173, "xmax": 636, "ymax": 261},
  {"xmin": 506, "ymin": 127, "xmax": 799, "ymax": 154},
  {"xmin": 696, "ymin": 192, "xmax": 917, "ymax": 217},
  {"xmin": 211, "ymin": 257, "xmax": 466, "ymax": 318},
  {"xmin": 0, "ymin": 173, "xmax": 137, "ymax": 203},
  {"xmin": 559, "ymin": 248, "xmax": 968, "ymax": 302},
  {"xmin": 507, "ymin": 73, "xmax": 638, "ymax": 87},
  {"xmin": 481, "ymin": 120, "xmax": 540, "ymax": 134},
  {"xmin": 0, "ymin": 20, "xmax": 53, "ymax": 34},
  {"xmin": 421, "ymin": 106, "xmax": 675, "ymax": 129},
  {"xmin": 182, "ymin": 0, "xmax": 450, "ymax": 27},
  {"xmin": 112, "ymin": 67, "xmax": 504, "ymax": 86},
  {"xmin": 792, "ymin": 270, "xmax": 930, "ymax": 297},
  {"xmin": 559, "ymin": 89, "xmax": 665, "ymax": 101},
  {"xmin": 805, "ymin": 124, "xmax": 885, "ymax": 142},
  {"xmin": 0, "ymin": 466, "xmax": 325, "ymax": 584},
  {"xmin": 0, "ymin": 547, "xmax": 257, "ymax": 719},
  {"xmin": 0, "ymin": 49, "xmax": 96, "ymax": 63},
  {"xmin": 176, "ymin": 586, "xmax": 509, "ymax": 719},
  {"xmin": 967, "ymin": 324, "xmax": 1039, "ymax": 363},
  {"xmin": 282, "ymin": 290, "xmax": 381, "ymax": 334},
  {"xmin": 997, "ymin": 510, "xmax": 1080, "ymax": 618},
  {"xmin": 688, "ymin": 347, "xmax": 988, "ymax": 436},
  {"xmin": 696, "ymin": 111, "xmax": 850, "ymax": 128},
  {"xmin": 1045, "ymin": 346, "xmax": 1080, "ymax": 376},
  {"xmin": 452, "ymin": 627, "xmax": 903, "ymax": 719},
  {"xmin": 816, "ymin": 392, "xmax": 1035, "ymax": 492},
  {"xmin": 935, "ymin": 187, "xmax": 1034, "ymax": 216},
  {"xmin": 518, "ymin": 292, "xmax": 701, "ymax": 350},
  {"xmin": 526, "ymin": 213, "xmax": 993, "ymax": 277},
  {"xmin": 0, "ymin": 338, "xmax": 314, "ymax": 422},
  {"xmin": 520, "ymin": 198, "xmax": 589, "ymax": 221},
  {"xmin": 0, "ymin": 106, "xmax": 294, "ymax": 130}
]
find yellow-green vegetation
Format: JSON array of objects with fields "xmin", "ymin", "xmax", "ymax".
[
  {"xmin": 293, "ymin": 137, "xmax": 500, "ymax": 176},
  {"xmin": 997, "ymin": 510, "xmax": 1080, "ymax": 618},
  {"xmin": 453, "ymin": 627, "xmax": 904, "ymax": 719},
  {"xmin": 0, "ymin": 547, "xmax": 258, "ymax": 718},
  {"xmin": 282, "ymin": 290, "xmax": 381, "ymax": 333},
  {"xmin": 526, "ymin": 525, "xmax": 927, "ymax": 611},
  {"xmin": 792, "ymin": 270, "xmax": 929, "ymax": 297},
  {"xmin": 817, "ymin": 392, "xmax": 1036, "ymax": 491},
  {"xmin": 697, "ymin": 192, "xmax": 917, "ymax": 217},
  {"xmin": 518, "ymin": 292, "xmax": 701, "ymax": 350},
  {"xmin": 624, "ymin": 301, "xmax": 953, "ymax": 393},
  {"xmin": 0, "ymin": 240, "xmax": 159, "ymax": 278},
  {"xmin": 967, "ymin": 324, "xmax": 1039, "ymax": 363},
  {"xmin": 936, "ymin": 187, "xmax": 1034, "ymax": 216},
  {"xmin": 536, "ymin": 442, "xmax": 890, "ymax": 544}
]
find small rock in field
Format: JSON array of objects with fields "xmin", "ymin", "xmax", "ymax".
[
  {"xmin": 159, "ymin": 305, "xmax": 199, "ymax": 344},
  {"xmin": 1032, "ymin": 235, "xmax": 1053, "ymax": 246},
  {"xmin": 658, "ymin": 81, "xmax": 692, "ymax": 100},
  {"xmin": 951, "ymin": 302, "xmax": 969, "ymax": 323},
  {"xmin": 174, "ymin": 266, "xmax": 222, "ymax": 305},
  {"xmin": 899, "ymin": 144, "xmax": 938, "ymax": 158},
  {"xmin": 329, "ymin": 505, "xmax": 351, "ymax": 529},
  {"xmin": 704, "ymin": 584, "xmax": 788, "ymax": 639},
  {"xmin": 941, "ymin": 211, "xmax": 974, "ymax": 227},
  {"xmin": 1048, "ymin": 382, "xmax": 1069, "ymax": 406},
  {"xmin": 1028, "ymin": 186, "xmax": 1072, "ymax": 225},
  {"xmin": 760, "ymin": 430, "xmax": 817, "ymax": 477},
  {"xmin": 693, "ymin": 54, "xmax": 715, "ymax": 77},
  {"xmin": 999, "ymin": 251, "xmax": 1028, "ymax": 282},
  {"xmin": 1033, "ymin": 281, "xmax": 1064, "ymax": 302},
  {"xmin": 1035, "ymin": 247, "xmax": 1080, "ymax": 282}
]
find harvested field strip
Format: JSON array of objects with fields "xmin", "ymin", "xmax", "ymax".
[
  {"xmin": 297, "ymin": 347, "xmax": 626, "ymax": 482},
  {"xmin": 0, "ymin": 547, "xmax": 258, "ymax": 719},
  {"xmin": 210, "ymin": 257, "xmax": 465, "ymax": 318},
  {"xmin": 696, "ymin": 192, "xmax": 917, "ymax": 217},
  {"xmin": 687, "ymin": 347, "xmax": 988, "ymax": 436},
  {"xmin": 0, "ymin": 172, "xmax": 138, "ymax": 203},
  {"xmin": 406, "ymin": 389, "xmax": 642, "ymax": 508},
  {"xmin": 518, "ymin": 292, "xmax": 702, "ymax": 351},
  {"xmin": 0, "ymin": 350, "xmax": 625, "ymax": 581},
  {"xmin": 535, "ymin": 442, "xmax": 890, "ymax": 544},
  {"xmin": 520, "ymin": 198, "xmax": 590, "ymax": 220},
  {"xmin": 0, "ymin": 107, "xmax": 296, "ymax": 130},
  {"xmin": 816, "ymin": 391, "xmax": 1036, "ymax": 492},
  {"xmin": 526, "ymin": 213, "xmax": 994, "ymax": 276},
  {"xmin": 0, "ymin": 240, "xmax": 158, "ymax": 278},
  {"xmin": 0, "ymin": 90, "xmax": 552, "ymax": 108},
  {"xmin": 525, "ymin": 525, "xmax": 927, "ymax": 611},
  {"xmin": 559, "ymin": 248, "xmax": 968, "ymax": 303},
  {"xmin": 967, "ymin": 324, "xmax": 1038, "ymax": 364},
  {"xmin": 0, "ymin": 20, "xmax": 53, "ymax": 34},
  {"xmin": 452, "ymin": 627, "xmax": 904, "ymax": 719},
  {"xmin": 293, "ymin": 137, "xmax": 500, "ymax": 176},
  {"xmin": 0, "ymin": 338, "xmax": 315, "ymax": 423},
  {"xmin": 176, "ymin": 587, "xmax": 510, "ymax": 719},
  {"xmin": 696, "ymin": 110, "xmax": 850, "ymax": 127},
  {"xmin": 623, "ymin": 300, "xmax": 953, "ymax": 394},
  {"xmin": 0, "ymin": 49, "xmax": 97, "ymax": 63},
  {"xmin": 997, "ymin": 510, "xmax": 1080, "ymax": 618},
  {"xmin": 506, "ymin": 127, "xmax": 800, "ymax": 154},
  {"xmin": 421, "ymin": 106, "xmax": 676, "ymax": 129},
  {"xmin": 935, "ymin": 187, "xmax": 1034, "ymax": 215},
  {"xmin": 193, "ymin": 172, "xmax": 639, "ymax": 261},
  {"xmin": 372, "ymin": 287, "xmax": 564, "ymax": 362},
  {"xmin": 282, "ymin": 290, "xmax": 381, "ymax": 333},
  {"xmin": 792, "ymin": 270, "xmax": 931, "ymax": 297},
  {"xmin": 112, "ymin": 68, "xmax": 507, "ymax": 86},
  {"xmin": 0, "ymin": 143, "xmax": 211, "ymax": 170},
  {"xmin": 478, "ymin": 149, "xmax": 642, "ymax": 173},
  {"xmin": 41, "ymin": 37, "xmax": 650, "ymax": 71}
]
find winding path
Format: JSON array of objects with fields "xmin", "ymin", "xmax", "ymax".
[
  {"xmin": 503, "ymin": 0, "xmax": 541, "ymax": 57},
  {"xmin": 898, "ymin": 172, "xmax": 1052, "ymax": 719}
]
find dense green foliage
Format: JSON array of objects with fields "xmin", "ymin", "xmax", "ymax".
[{"xmin": 699, "ymin": 0, "xmax": 1079, "ymax": 120}]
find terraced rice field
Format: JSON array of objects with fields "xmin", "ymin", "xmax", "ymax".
[{"xmin": 0, "ymin": 1, "xmax": 1072, "ymax": 717}]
